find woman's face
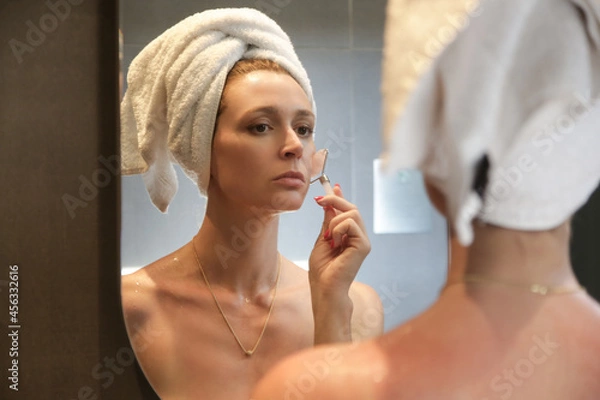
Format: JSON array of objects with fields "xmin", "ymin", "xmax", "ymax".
[{"xmin": 209, "ymin": 70, "xmax": 316, "ymax": 212}]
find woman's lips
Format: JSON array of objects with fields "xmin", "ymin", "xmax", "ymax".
[{"xmin": 273, "ymin": 171, "xmax": 306, "ymax": 188}]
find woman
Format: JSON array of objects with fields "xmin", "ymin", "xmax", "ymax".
[
  {"xmin": 252, "ymin": 0, "xmax": 600, "ymax": 398},
  {"xmin": 120, "ymin": 8, "xmax": 383, "ymax": 400}
]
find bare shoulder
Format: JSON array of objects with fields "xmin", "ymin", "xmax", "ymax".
[
  {"xmin": 120, "ymin": 256, "xmax": 185, "ymax": 395},
  {"xmin": 570, "ymin": 294, "xmax": 600, "ymax": 383},
  {"xmin": 121, "ymin": 265, "xmax": 159, "ymax": 331},
  {"xmin": 349, "ymin": 281, "xmax": 384, "ymax": 339},
  {"xmin": 251, "ymin": 340, "xmax": 388, "ymax": 400},
  {"xmin": 120, "ymin": 252, "xmax": 182, "ymax": 328},
  {"xmin": 121, "ymin": 267, "xmax": 154, "ymax": 308}
]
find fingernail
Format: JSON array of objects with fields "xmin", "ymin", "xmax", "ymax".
[
  {"xmin": 334, "ymin": 183, "xmax": 340, "ymax": 188},
  {"xmin": 330, "ymin": 239, "xmax": 335, "ymax": 249},
  {"xmin": 324, "ymin": 229, "xmax": 330, "ymax": 239},
  {"xmin": 314, "ymin": 196, "xmax": 324, "ymax": 202}
]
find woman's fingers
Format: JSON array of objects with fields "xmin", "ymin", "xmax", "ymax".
[
  {"xmin": 328, "ymin": 209, "xmax": 364, "ymax": 240},
  {"xmin": 315, "ymin": 183, "xmax": 369, "ymax": 252},
  {"xmin": 317, "ymin": 199, "xmax": 368, "ymax": 236},
  {"xmin": 333, "ymin": 183, "xmax": 344, "ymax": 198},
  {"xmin": 328, "ymin": 217, "xmax": 370, "ymax": 252},
  {"xmin": 309, "ymin": 184, "xmax": 371, "ymax": 293},
  {"xmin": 315, "ymin": 184, "xmax": 368, "ymax": 239},
  {"xmin": 315, "ymin": 192, "xmax": 355, "ymax": 213},
  {"xmin": 314, "ymin": 197, "xmax": 336, "ymax": 244}
]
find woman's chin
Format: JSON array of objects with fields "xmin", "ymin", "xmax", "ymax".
[
  {"xmin": 264, "ymin": 188, "xmax": 306, "ymax": 209},
  {"xmin": 277, "ymin": 204, "xmax": 303, "ymax": 214}
]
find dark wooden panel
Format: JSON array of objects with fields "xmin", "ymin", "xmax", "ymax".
[
  {"xmin": 0, "ymin": 0, "xmax": 158, "ymax": 398},
  {"xmin": 572, "ymin": 184, "xmax": 600, "ymax": 302}
]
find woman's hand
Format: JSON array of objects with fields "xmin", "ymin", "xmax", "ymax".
[{"xmin": 308, "ymin": 183, "xmax": 371, "ymax": 344}]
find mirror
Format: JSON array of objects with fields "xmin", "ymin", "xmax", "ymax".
[
  {"xmin": 118, "ymin": 1, "xmax": 600, "ymax": 399},
  {"xmin": 119, "ymin": 0, "xmax": 447, "ymax": 331},
  {"xmin": 118, "ymin": 0, "xmax": 447, "ymax": 398}
]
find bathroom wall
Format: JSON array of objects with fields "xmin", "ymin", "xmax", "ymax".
[{"xmin": 120, "ymin": 0, "xmax": 449, "ymax": 332}]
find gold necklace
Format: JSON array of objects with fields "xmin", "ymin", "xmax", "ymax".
[
  {"xmin": 191, "ymin": 242, "xmax": 281, "ymax": 356},
  {"xmin": 444, "ymin": 273, "xmax": 586, "ymax": 296}
]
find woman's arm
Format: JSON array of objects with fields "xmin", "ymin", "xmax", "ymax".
[{"xmin": 309, "ymin": 184, "xmax": 383, "ymax": 344}]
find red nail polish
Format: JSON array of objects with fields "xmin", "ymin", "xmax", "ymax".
[
  {"xmin": 334, "ymin": 183, "xmax": 340, "ymax": 188},
  {"xmin": 324, "ymin": 229, "xmax": 330, "ymax": 239},
  {"xmin": 314, "ymin": 196, "xmax": 324, "ymax": 202}
]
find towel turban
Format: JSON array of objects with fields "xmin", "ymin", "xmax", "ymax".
[
  {"xmin": 383, "ymin": 0, "xmax": 600, "ymax": 245},
  {"xmin": 121, "ymin": 8, "xmax": 315, "ymax": 212}
]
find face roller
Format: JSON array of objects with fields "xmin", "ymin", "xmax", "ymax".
[{"xmin": 310, "ymin": 148, "xmax": 334, "ymax": 195}]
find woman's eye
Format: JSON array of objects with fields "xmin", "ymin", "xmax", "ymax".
[
  {"xmin": 249, "ymin": 124, "xmax": 270, "ymax": 134},
  {"xmin": 296, "ymin": 126, "xmax": 314, "ymax": 137}
]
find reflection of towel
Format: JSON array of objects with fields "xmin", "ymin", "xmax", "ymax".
[
  {"xmin": 382, "ymin": 0, "xmax": 600, "ymax": 245},
  {"xmin": 121, "ymin": 8, "xmax": 314, "ymax": 212}
]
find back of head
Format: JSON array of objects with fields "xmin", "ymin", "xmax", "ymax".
[{"xmin": 382, "ymin": 0, "xmax": 600, "ymax": 245}]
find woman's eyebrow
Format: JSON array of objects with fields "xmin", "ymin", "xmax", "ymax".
[
  {"xmin": 295, "ymin": 109, "xmax": 315, "ymax": 119},
  {"xmin": 245, "ymin": 106, "xmax": 279, "ymax": 116},
  {"xmin": 244, "ymin": 107, "xmax": 314, "ymax": 119}
]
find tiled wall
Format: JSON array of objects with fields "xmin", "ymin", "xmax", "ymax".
[{"xmin": 120, "ymin": 0, "xmax": 448, "ymax": 330}]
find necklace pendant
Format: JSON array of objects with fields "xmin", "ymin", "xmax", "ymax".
[
  {"xmin": 244, "ymin": 349, "xmax": 254, "ymax": 356},
  {"xmin": 530, "ymin": 284, "xmax": 548, "ymax": 295}
]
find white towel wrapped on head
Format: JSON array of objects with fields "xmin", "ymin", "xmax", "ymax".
[
  {"xmin": 382, "ymin": 0, "xmax": 600, "ymax": 245},
  {"xmin": 121, "ymin": 8, "xmax": 315, "ymax": 212}
]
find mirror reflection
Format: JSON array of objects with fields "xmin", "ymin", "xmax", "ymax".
[
  {"xmin": 119, "ymin": 0, "xmax": 446, "ymax": 336},
  {"xmin": 119, "ymin": 1, "xmax": 600, "ymax": 399},
  {"xmin": 118, "ymin": 2, "xmax": 435, "ymax": 398}
]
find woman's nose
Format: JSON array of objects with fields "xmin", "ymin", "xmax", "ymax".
[{"xmin": 281, "ymin": 127, "xmax": 303, "ymax": 159}]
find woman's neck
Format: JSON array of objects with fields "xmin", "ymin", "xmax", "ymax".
[
  {"xmin": 192, "ymin": 195, "xmax": 281, "ymax": 296},
  {"xmin": 447, "ymin": 221, "xmax": 579, "ymax": 289}
]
